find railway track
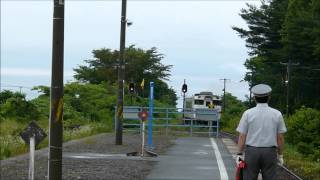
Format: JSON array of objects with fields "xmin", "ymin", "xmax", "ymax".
[{"xmin": 220, "ymin": 131, "xmax": 304, "ymax": 180}]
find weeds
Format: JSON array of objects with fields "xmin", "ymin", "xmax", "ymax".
[{"xmin": 0, "ymin": 119, "xmax": 112, "ymax": 160}]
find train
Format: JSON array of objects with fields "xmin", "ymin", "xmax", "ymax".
[{"xmin": 183, "ymin": 91, "xmax": 222, "ymax": 122}]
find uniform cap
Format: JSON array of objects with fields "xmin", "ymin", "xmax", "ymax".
[{"xmin": 251, "ymin": 84, "xmax": 272, "ymax": 97}]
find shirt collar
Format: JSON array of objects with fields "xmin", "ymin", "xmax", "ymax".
[{"xmin": 256, "ymin": 103, "xmax": 269, "ymax": 108}]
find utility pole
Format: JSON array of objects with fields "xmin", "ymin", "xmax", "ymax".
[
  {"xmin": 48, "ymin": 0, "xmax": 65, "ymax": 180},
  {"xmin": 248, "ymin": 72, "xmax": 254, "ymax": 107},
  {"xmin": 115, "ymin": 0, "xmax": 128, "ymax": 145},
  {"xmin": 220, "ymin": 78, "xmax": 230, "ymax": 113},
  {"xmin": 280, "ymin": 59, "xmax": 299, "ymax": 116}
]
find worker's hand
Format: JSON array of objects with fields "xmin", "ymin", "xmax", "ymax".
[
  {"xmin": 236, "ymin": 153, "xmax": 244, "ymax": 166},
  {"xmin": 277, "ymin": 154, "xmax": 284, "ymax": 165}
]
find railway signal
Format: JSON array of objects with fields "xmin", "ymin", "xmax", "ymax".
[
  {"xmin": 182, "ymin": 79, "xmax": 187, "ymax": 120},
  {"xmin": 182, "ymin": 82, "xmax": 187, "ymax": 93}
]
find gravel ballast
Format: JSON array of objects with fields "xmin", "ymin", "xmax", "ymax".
[{"xmin": 0, "ymin": 132, "xmax": 173, "ymax": 180}]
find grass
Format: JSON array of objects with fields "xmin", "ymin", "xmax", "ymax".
[
  {"xmin": 284, "ymin": 145, "xmax": 320, "ymax": 180},
  {"xmin": 0, "ymin": 119, "xmax": 112, "ymax": 160}
]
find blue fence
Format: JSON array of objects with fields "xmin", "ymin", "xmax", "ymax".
[{"xmin": 114, "ymin": 106, "xmax": 220, "ymax": 137}]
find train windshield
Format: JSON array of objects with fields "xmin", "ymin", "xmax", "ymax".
[
  {"xmin": 194, "ymin": 100, "xmax": 204, "ymax": 105},
  {"xmin": 206, "ymin": 101, "xmax": 211, "ymax": 107},
  {"xmin": 213, "ymin": 100, "xmax": 221, "ymax": 105}
]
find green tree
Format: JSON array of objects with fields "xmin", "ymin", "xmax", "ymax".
[
  {"xmin": 233, "ymin": 0, "xmax": 320, "ymax": 112},
  {"xmin": 74, "ymin": 46, "xmax": 172, "ymax": 84},
  {"xmin": 73, "ymin": 46, "xmax": 177, "ymax": 105},
  {"xmin": 0, "ymin": 91, "xmax": 39, "ymax": 122},
  {"xmin": 233, "ymin": 0, "xmax": 289, "ymax": 112},
  {"xmin": 281, "ymin": 0, "xmax": 320, "ymax": 110}
]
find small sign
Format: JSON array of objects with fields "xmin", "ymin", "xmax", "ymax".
[
  {"xmin": 20, "ymin": 121, "xmax": 47, "ymax": 147},
  {"xmin": 138, "ymin": 110, "xmax": 148, "ymax": 121}
]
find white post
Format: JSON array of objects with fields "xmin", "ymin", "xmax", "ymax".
[
  {"xmin": 141, "ymin": 121, "xmax": 145, "ymax": 156},
  {"xmin": 28, "ymin": 136, "xmax": 35, "ymax": 180}
]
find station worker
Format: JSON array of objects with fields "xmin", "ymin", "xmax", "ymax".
[{"xmin": 236, "ymin": 84, "xmax": 287, "ymax": 180}]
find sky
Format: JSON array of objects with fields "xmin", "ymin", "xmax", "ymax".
[{"xmin": 1, "ymin": 0, "xmax": 260, "ymax": 107}]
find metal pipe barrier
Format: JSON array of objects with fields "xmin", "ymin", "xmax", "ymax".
[{"xmin": 114, "ymin": 106, "xmax": 220, "ymax": 137}]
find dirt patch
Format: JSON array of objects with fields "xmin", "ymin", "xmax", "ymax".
[{"xmin": 0, "ymin": 132, "xmax": 174, "ymax": 180}]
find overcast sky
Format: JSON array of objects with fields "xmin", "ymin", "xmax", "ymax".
[{"xmin": 1, "ymin": 0, "xmax": 260, "ymax": 107}]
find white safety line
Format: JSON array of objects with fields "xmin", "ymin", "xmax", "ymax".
[{"xmin": 210, "ymin": 138, "xmax": 229, "ymax": 180}]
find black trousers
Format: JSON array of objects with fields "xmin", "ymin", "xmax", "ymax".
[{"xmin": 244, "ymin": 146, "xmax": 277, "ymax": 180}]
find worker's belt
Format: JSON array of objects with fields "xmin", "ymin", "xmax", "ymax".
[{"xmin": 246, "ymin": 145, "xmax": 276, "ymax": 148}]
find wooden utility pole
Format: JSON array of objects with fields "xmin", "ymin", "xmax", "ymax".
[
  {"xmin": 220, "ymin": 78, "xmax": 230, "ymax": 113},
  {"xmin": 115, "ymin": 0, "xmax": 128, "ymax": 145},
  {"xmin": 280, "ymin": 60, "xmax": 299, "ymax": 116},
  {"xmin": 48, "ymin": 0, "xmax": 65, "ymax": 179}
]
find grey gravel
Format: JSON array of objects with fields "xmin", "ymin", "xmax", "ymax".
[{"xmin": 0, "ymin": 132, "xmax": 174, "ymax": 180}]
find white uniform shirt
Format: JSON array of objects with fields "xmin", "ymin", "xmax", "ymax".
[{"xmin": 236, "ymin": 103, "xmax": 287, "ymax": 147}]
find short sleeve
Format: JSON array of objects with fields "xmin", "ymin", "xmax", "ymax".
[
  {"xmin": 236, "ymin": 111, "xmax": 248, "ymax": 134},
  {"xmin": 277, "ymin": 113, "xmax": 287, "ymax": 133}
]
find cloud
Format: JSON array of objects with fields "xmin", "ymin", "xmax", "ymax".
[{"xmin": 2, "ymin": 67, "xmax": 74, "ymax": 77}]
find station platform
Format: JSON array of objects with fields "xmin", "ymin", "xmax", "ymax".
[{"xmin": 146, "ymin": 137, "xmax": 237, "ymax": 180}]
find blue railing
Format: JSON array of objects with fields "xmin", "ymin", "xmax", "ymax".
[{"xmin": 114, "ymin": 106, "xmax": 220, "ymax": 137}]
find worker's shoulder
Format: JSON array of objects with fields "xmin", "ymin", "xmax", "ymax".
[
  {"xmin": 267, "ymin": 106, "xmax": 283, "ymax": 116},
  {"xmin": 243, "ymin": 107, "xmax": 256, "ymax": 114}
]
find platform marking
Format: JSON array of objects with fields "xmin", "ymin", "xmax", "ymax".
[{"xmin": 210, "ymin": 138, "xmax": 229, "ymax": 180}]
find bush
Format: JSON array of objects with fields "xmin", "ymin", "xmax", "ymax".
[
  {"xmin": 220, "ymin": 93, "xmax": 246, "ymax": 133},
  {"xmin": 0, "ymin": 95, "xmax": 40, "ymax": 122},
  {"xmin": 296, "ymin": 142, "xmax": 314, "ymax": 156},
  {"xmin": 221, "ymin": 114, "xmax": 242, "ymax": 134},
  {"xmin": 286, "ymin": 107, "xmax": 320, "ymax": 160}
]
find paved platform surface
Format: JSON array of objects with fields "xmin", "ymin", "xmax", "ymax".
[{"xmin": 146, "ymin": 137, "xmax": 236, "ymax": 180}]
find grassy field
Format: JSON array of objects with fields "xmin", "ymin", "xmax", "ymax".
[{"xmin": 0, "ymin": 119, "xmax": 112, "ymax": 160}]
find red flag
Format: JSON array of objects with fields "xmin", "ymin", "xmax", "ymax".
[{"xmin": 236, "ymin": 161, "xmax": 246, "ymax": 180}]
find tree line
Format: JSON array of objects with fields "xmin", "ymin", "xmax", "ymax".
[
  {"xmin": 233, "ymin": 0, "xmax": 320, "ymax": 113},
  {"xmin": 0, "ymin": 46, "xmax": 177, "ymax": 123}
]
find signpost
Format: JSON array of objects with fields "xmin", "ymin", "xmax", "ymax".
[
  {"xmin": 148, "ymin": 82, "xmax": 154, "ymax": 149},
  {"xmin": 138, "ymin": 110, "xmax": 148, "ymax": 156},
  {"xmin": 20, "ymin": 121, "xmax": 47, "ymax": 180}
]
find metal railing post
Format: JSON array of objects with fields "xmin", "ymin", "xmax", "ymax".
[
  {"xmin": 190, "ymin": 118, "xmax": 193, "ymax": 137},
  {"xmin": 139, "ymin": 107, "xmax": 142, "ymax": 135},
  {"xmin": 114, "ymin": 106, "xmax": 117, "ymax": 132},
  {"xmin": 209, "ymin": 120, "xmax": 212, "ymax": 137},
  {"xmin": 166, "ymin": 108, "xmax": 169, "ymax": 136},
  {"xmin": 216, "ymin": 115, "xmax": 220, "ymax": 138}
]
